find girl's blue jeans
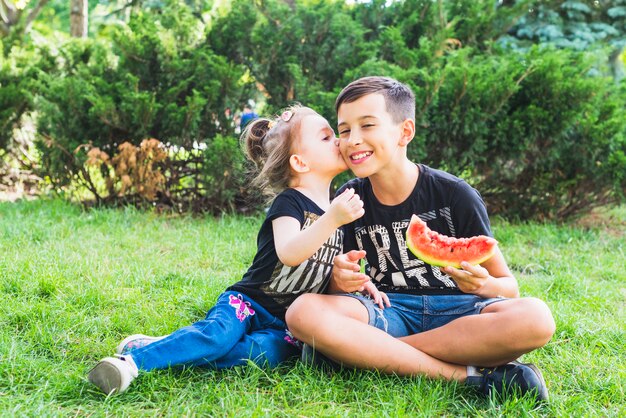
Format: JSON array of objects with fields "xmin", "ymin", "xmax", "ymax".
[{"xmin": 129, "ymin": 291, "xmax": 300, "ymax": 371}]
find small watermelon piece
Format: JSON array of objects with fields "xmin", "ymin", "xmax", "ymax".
[{"xmin": 406, "ymin": 214, "xmax": 498, "ymax": 268}]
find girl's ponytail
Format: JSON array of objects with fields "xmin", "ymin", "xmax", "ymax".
[{"xmin": 243, "ymin": 118, "xmax": 272, "ymax": 170}]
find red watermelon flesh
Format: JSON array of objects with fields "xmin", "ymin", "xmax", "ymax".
[{"xmin": 406, "ymin": 214, "xmax": 498, "ymax": 268}]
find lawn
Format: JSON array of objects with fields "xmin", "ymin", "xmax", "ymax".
[{"xmin": 0, "ymin": 199, "xmax": 624, "ymax": 416}]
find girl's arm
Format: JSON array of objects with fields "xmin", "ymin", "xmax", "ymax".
[{"xmin": 273, "ymin": 188, "xmax": 363, "ymax": 267}]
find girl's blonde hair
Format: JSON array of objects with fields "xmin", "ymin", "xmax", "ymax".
[{"xmin": 242, "ymin": 104, "xmax": 317, "ymax": 196}]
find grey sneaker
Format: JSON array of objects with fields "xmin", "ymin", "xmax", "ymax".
[
  {"xmin": 115, "ymin": 334, "xmax": 168, "ymax": 355},
  {"xmin": 88, "ymin": 355, "xmax": 138, "ymax": 395},
  {"xmin": 466, "ymin": 361, "xmax": 548, "ymax": 403}
]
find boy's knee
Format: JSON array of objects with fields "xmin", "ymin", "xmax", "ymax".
[
  {"xmin": 285, "ymin": 293, "xmax": 319, "ymax": 336},
  {"xmin": 522, "ymin": 297, "xmax": 556, "ymax": 346}
]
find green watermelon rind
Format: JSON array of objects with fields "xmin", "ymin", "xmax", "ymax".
[{"xmin": 406, "ymin": 215, "xmax": 498, "ymax": 269}]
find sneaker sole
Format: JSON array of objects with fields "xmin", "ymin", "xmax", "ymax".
[
  {"xmin": 115, "ymin": 334, "xmax": 167, "ymax": 355},
  {"xmin": 88, "ymin": 361, "xmax": 123, "ymax": 395},
  {"xmin": 511, "ymin": 360, "xmax": 549, "ymax": 401}
]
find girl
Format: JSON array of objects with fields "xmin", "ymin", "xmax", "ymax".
[{"xmin": 88, "ymin": 105, "xmax": 388, "ymax": 395}]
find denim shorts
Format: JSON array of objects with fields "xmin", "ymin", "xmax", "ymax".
[{"xmin": 344, "ymin": 292, "xmax": 507, "ymax": 338}]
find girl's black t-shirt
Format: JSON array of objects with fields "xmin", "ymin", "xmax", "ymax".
[{"xmin": 228, "ymin": 188, "xmax": 343, "ymax": 319}]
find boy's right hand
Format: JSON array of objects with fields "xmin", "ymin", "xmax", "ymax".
[
  {"xmin": 328, "ymin": 188, "xmax": 364, "ymax": 227},
  {"xmin": 330, "ymin": 250, "xmax": 370, "ymax": 293}
]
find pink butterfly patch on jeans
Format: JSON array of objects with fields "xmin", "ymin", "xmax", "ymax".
[
  {"xmin": 284, "ymin": 329, "xmax": 302, "ymax": 349},
  {"xmin": 229, "ymin": 294, "xmax": 256, "ymax": 322}
]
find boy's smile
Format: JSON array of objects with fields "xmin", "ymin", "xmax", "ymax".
[{"xmin": 349, "ymin": 151, "xmax": 373, "ymax": 164}]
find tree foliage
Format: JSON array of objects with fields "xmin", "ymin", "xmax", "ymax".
[
  {"xmin": 505, "ymin": 0, "xmax": 626, "ymax": 50},
  {"xmin": 1, "ymin": 0, "xmax": 625, "ymax": 219},
  {"xmin": 35, "ymin": 1, "xmax": 253, "ymax": 211},
  {"xmin": 0, "ymin": 0, "xmax": 50, "ymax": 40}
]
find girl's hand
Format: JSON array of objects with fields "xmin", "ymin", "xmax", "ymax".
[
  {"xmin": 360, "ymin": 281, "xmax": 391, "ymax": 309},
  {"xmin": 328, "ymin": 188, "xmax": 364, "ymax": 227},
  {"xmin": 442, "ymin": 262, "xmax": 491, "ymax": 296}
]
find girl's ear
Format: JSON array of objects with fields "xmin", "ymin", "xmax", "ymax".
[
  {"xmin": 398, "ymin": 118, "xmax": 415, "ymax": 147},
  {"xmin": 289, "ymin": 154, "xmax": 310, "ymax": 173}
]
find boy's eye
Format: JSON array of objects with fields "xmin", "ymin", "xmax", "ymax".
[
  {"xmin": 339, "ymin": 129, "xmax": 350, "ymax": 136},
  {"xmin": 362, "ymin": 124, "xmax": 374, "ymax": 128}
]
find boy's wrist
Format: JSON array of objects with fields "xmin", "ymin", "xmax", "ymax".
[{"xmin": 475, "ymin": 275, "xmax": 517, "ymax": 298}]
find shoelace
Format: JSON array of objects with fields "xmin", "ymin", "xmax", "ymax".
[{"xmin": 477, "ymin": 367, "xmax": 498, "ymax": 393}]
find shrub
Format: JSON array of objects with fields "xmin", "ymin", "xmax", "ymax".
[
  {"xmin": 418, "ymin": 46, "xmax": 626, "ymax": 220},
  {"xmin": 0, "ymin": 37, "xmax": 56, "ymax": 197},
  {"xmin": 34, "ymin": 3, "xmax": 253, "ymax": 212},
  {"xmin": 85, "ymin": 139, "xmax": 167, "ymax": 201},
  {"xmin": 6, "ymin": 0, "xmax": 624, "ymax": 219}
]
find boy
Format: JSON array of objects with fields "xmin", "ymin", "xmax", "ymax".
[{"xmin": 286, "ymin": 76, "xmax": 555, "ymax": 402}]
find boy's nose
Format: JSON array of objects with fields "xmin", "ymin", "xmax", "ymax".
[{"xmin": 346, "ymin": 131, "xmax": 363, "ymax": 146}]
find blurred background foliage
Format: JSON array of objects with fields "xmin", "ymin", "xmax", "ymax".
[{"xmin": 1, "ymin": 0, "xmax": 625, "ymax": 220}]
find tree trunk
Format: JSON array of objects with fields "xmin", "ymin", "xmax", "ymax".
[
  {"xmin": 609, "ymin": 47, "xmax": 625, "ymax": 82},
  {"xmin": 70, "ymin": 0, "xmax": 88, "ymax": 38},
  {"xmin": 1, "ymin": 0, "xmax": 50, "ymax": 37}
]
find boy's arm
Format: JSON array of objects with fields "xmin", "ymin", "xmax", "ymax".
[
  {"xmin": 442, "ymin": 247, "xmax": 520, "ymax": 298},
  {"xmin": 445, "ymin": 181, "xmax": 518, "ymax": 297},
  {"xmin": 273, "ymin": 189, "xmax": 364, "ymax": 267}
]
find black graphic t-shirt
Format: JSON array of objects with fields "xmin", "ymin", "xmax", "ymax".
[
  {"xmin": 227, "ymin": 188, "xmax": 343, "ymax": 319},
  {"xmin": 338, "ymin": 164, "xmax": 492, "ymax": 295}
]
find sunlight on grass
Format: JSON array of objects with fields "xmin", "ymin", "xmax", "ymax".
[{"xmin": 0, "ymin": 199, "xmax": 624, "ymax": 416}]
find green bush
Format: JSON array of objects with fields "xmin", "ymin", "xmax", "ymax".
[
  {"xmin": 0, "ymin": 37, "xmax": 57, "ymax": 195},
  {"xmin": 0, "ymin": 38, "xmax": 53, "ymax": 151},
  {"xmin": 34, "ymin": 2, "xmax": 252, "ymax": 212},
  {"xmin": 3, "ymin": 0, "xmax": 624, "ymax": 218},
  {"xmin": 418, "ymin": 46, "xmax": 626, "ymax": 220},
  {"xmin": 209, "ymin": 0, "xmax": 371, "ymax": 116}
]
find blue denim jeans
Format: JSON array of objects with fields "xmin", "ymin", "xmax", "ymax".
[
  {"xmin": 345, "ymin": 292, "xmax": 507, "ymax": 338},
  {"xmin": 129, "ymin": 291, "xmax": 300, "ymax": 371}
]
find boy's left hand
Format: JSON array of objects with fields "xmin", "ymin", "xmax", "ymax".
[{"xmin": 442, "ymin": 262, "xmax": 491, "ymax": 295}]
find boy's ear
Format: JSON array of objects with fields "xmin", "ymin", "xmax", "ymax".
[
  {"xmin": 289, "ymin": 154, "xmax": 310, "ymax": 173},
  {"xmin": 398, "ymin": 118, "xmax": 415, "ymax": 147}
]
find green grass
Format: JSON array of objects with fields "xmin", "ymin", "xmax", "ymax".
[{"xmin": 0, "ymin": 199, "xmax": 624, "ymax": 416}]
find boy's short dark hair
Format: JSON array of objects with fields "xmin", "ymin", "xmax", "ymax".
[{"xmin": 335, "ymin": 76, "xmax": 415, "ymax": 123}]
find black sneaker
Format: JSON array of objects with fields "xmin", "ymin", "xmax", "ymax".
[{"xmin": 466, "ymin": 361, "xmax": 549, "ymax": 403}]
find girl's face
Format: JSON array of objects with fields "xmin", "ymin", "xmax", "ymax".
[{"xmin": 296, "ymin": 113, "xmax": 347, "ymax": 177}]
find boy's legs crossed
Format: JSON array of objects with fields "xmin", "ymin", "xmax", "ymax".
[
  {"xmin": 400, "ymin": 297, "xmax": 555, "ymax": 367},
  {"xmin": 286, "ymin": 293, "xmax": 467, "ymax": 380},
  {"xmin": 287, "ymin": 293, "xmax": 550, "ymax": 402}
]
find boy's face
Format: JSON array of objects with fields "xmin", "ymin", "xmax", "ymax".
[{"xmin": 337, "ymin": 93, "xmax": 409, "ymax": 178}]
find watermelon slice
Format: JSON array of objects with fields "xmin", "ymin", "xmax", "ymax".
[{"xmin": 406, "ymin": 214, "xmax": 498, "ymax": 268}]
